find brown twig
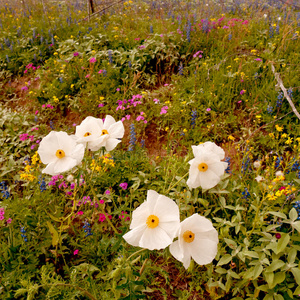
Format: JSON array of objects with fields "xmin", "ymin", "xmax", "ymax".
[{"xmin": 270, "ymin": 63, "xmax": 300, "ymax": 120}]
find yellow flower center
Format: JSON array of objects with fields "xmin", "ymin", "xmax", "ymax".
[
  {"xmin": 84, "ymin": 132, "xmax": 91, "ymax": 137},
  {"xmin": 56, "ymin": 149, "xmax": 65, "ymax": 159},
  {"xmin": 183, "ymin": 230, "xmax": 195, "ymax": 243},
  {"xmin": 146, "ymin": 215, "xmax": 159, "ymax": 228},
  {"xmin": 101, "ymin": 129, "xmax": 109, "ymax": 136},
  {"xmin": 198, "ymin": 162, "xmax": 208, "ymax": 172}
]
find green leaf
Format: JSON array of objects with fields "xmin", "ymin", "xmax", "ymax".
[
  {"xmin": 289, "ymin": 208, "xmax": 298, "ymax": 222},
  {"xmin": 224, "ymin": 238, "xmax": 237, "ymax": 250},
  {"xmin": 292, "ymin": 221, "xmax": 300, "ymax": 233},
  {"xmin": 291, "ymin": 268, "xmax": 300, "ymax": 285},
  {"xmin": 217, "ymin": 254, "xmax": 232, "ymax": 266},
  {"xmin": 273, "ymin": 272, "xmax": 285, "ymax": 285},
  {"xmin": 287, "ymin": 248, "xmax": 297, "ymax": 264},
  {"xmin": 266, "ymin": 260, "xmax": 285, "ymax": 272},
  {"xmin": 264, "ymin": 271, "xmax": 274, "ymax": 288},
  {"xmin": 243, "ymin": 250, "xmax": 259, "ymax": 258},
  {"xmin": 267, "ymin": 211, "xmax": 287, "ymax": 219},
  {"xmin": 47, "ymin": 221, "xmax": 59, "ymax": 247},
  {"xmin": 253, "ymin": 264, "xmax": 263, "ymax": 279},
  {"xmin": 274, "ymin": 294, "xmax": 284, "ymax": 300},
  {"xmin": 275, "ymin": 233, "xmax": 290, "ymax": 254}
]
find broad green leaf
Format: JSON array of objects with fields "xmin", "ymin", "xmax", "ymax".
[
  {"xmin": 267, "ymin": 211, "xmax": 287, "ymax": 219},
  {"xmin": 266, "ymin": 260, "xmax": 285, "ymax": 272},
  {"xmin": 291, "ymin": 267, "xmax": 300, "ymax": 285},
  {"xmin": 217, "ymin": 254, "xmax": 232, "ymax": 266},
  {"xmin": 264, "ymin": 271, "xmax": 274, "ymax": 288},
  {"xmin": 274, "ymin": 294, "xmax": 284, "ymax": 300},
  {"xmin": 47, "ymin": 221, "xmax": 59, "ymax": 247},
  {"xmin": 253, "ymin": 264, "xmax": 263, "ymax": 279},
  {"xmin": 224, "ymin": 238, "xmax": 237, "ymax": 249},
  {"xmin": 263, "ymin": 293, "xmax": 274, "ymax": 300},
  {"xmin": 243, "ymin": 250, "xmax": 259, "ymax": 258},
  {"xmin": 273, "ymin": 272, "xmax": 285, "ymax": 285},
  {"xmin": 292, "ymin": 221, "xmax": 300, "ymax": 233},
  {"xmin": 275, "ymin": 233, "xmax": 290, "ymax": 254},
  {"xmin": 287, "ymin": 248, "xmax": 297, "ymax": 264},
  {"xmin": 289, "ymin": 208, "xmax": 298, "ymax": 222}
]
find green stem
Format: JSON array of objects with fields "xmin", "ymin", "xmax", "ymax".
[
  {"xmin": 165, "ymin": 171, "xmax": 189, "ymax": 194},
  {"xmin": 88, "ymin": 180, "xmax": 119, "ymax": 234},
  {"xmin": 127, "ymin": 248, "xmax": 147, "ymax": 261}
]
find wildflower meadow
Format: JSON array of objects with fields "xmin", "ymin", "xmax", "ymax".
[{"xmin": 0, "ymin": 0, "xmax": 300, "ymax": 299}]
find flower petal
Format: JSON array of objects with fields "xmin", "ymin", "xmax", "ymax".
[
  {"xmin": 130, "ymin": 201, "xmax": 149, "ymax": 229},
  {"xmin": 105, "ymin": 138, "xmax": 121, "ymax": 152},
  {"xmin": 139, "ymin": 226, "xmax": 173, "ymax": 250},
  {"xmin": 53, "ymin": 157, "xmax": 78, "ymax": 174},
  {"xmin": 103, "ymin": 115, "xmax": 116, "ymax": 129},
  {"xmin": 123, "ymin": 224, "xmax": 147, "ymax": 247},
  {"xmin": 154, "ymin": 195, "xmax": 180, "ymax": 223},
  {"xmin": 169, "ymin": 240, "xmax": 184, "ymax": 262},
  {"xmin": 108, "ymin": 121, "xmax": 125, "ymax": 139}
]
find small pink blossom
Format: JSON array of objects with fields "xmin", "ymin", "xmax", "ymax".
[
  {"xmin": 119, "ymin": 182, "xmax": 128, "ymax": 190},
  {"xmin": 73, "ymin": 52, "xmax": 79, "ymax": 57},
  {"xmin": 98, "ymin": 103, "xmax": 104, "ymax": 107},
  {"xmin": 77, "ymin": 211, "xmax": 84, "ymax": 215},
  {"xmin": 73, "ymin": 249, "xmax": 79, "ymax": 255},
  {"xmin": 7, "ymin": 218, "xmax": 12, "ymax": 224},
  {"xmin": 0, "ymin": 215, "xmax": 4, "ymax": 220},
  {"xmin": 85, "ymin": 74, "xmax": 90, "ymax": 79},
  {"xmin": 105, "ymin": 190, "xmax": 110, "ymax": 195},
  {"xmin": 98, "ymin": 70, "xmax": 103, "ymax": 74},
  {"xmin": 89, "ymin": 57, "xmax": 96, "ymax": 63},
  {"xmin": 240, "ymin": 90, "xmax": 246, "ymax": 95},
  {"xmin": 206, "ymin": 108, "xmax": 211, "ymax": 112},
  {"xmin": 99, "ymin": 199, "xmax": 105, "ymax": 204}
]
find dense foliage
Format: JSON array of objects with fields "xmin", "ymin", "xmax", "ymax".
[{"xmin": 0, "ymin": 0, "xmax": 300, "ymax": 299}]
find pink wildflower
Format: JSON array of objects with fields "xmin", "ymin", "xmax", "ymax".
[
  {"xmin": 89, "ymin": 57, "xmax": 96, "ymax": 63},
  {"xmin": 119, "ymin": 182, "xmax": 128, "ymax": 190},
  {"xmin": 7, "ymin": 218, "xmax": 12, "ymax": 224},
  {"xmin": 73, "ymin": 249, "xmax": 79, "ymax": 255}
]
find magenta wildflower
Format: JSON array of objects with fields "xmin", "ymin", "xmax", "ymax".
[
  {"xmin": 255, "ymin": 58, "xmax": 262, "ymax": 61},
  {"xmin": 206, "ymin": 108, "xmax": 211, "ymax": 112},
  {"xmin": 89, "ymin": 57, "xmax": 96, "ymax": 63},
  {"xmin": 73, "ymin": 52, "xmax": 79, "ymax": 57},
  {"xmin": 240, "ymin": 90, "xmax": 246, "ymax": 95},
  {"xmin": 7, "ymin": 218, "xmax": 12, "ymax": 224},
  {"xmin": 99, "ymin": 214, "xmax": 106, "ymax": 222},
  {"xmin": 77, "ymin": 211, "xmax": 84, "ymax": 215},
  {"xmin": 0, "ymin": 215, "xmax": 4, "ymax": 220},
  {"xmin": 99, "ymin": 199, "xmax": 105, "ymax": 204},
  {"xmin": 105, "ymin": 190, "xmax": 110, "ymax": 195},
  {"xmin": 21, "ymin": 86, "xmax": 28, "ymax": 91},
  {"xmin": 119, "ymin": 182, "xmax": 128, "ymax": 190},
  {"xmin": 73, "ymin": 249, "xmax": 79, "ymax": 255}
]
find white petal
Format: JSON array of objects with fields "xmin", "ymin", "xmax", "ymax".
[
  {"xmin": 181, "ymin": 214, "xmax": 215, "ymax": 233},
  {"xmin": 38, "ymin": 131, "xmax": 60, "ymax": 164},
  {"xmin": 123, "ymin": 224, "xmax": 147, "ymax": 247},
  {"xmin": 146, "ymin": 190, "xmax": 159, "ymax": 214},
  {"xmin": 130, "ymin": 201, "xmax": 149, "ymax": 229},
  {"xmin": 198, "ymin": 169, "xmax": 221, "ymax": 189},
  {"xmin": 208, "ymin": 161, "xmax": 228, "ymax": 177},
  {"xmin": 181, "ymin": 242, "xmax": 192, "ymax": 269},
  {"xmin": 53, "ymin": 157, "xmax": 78, "ymax": 174},
  {"xmin": 105, "ymin": 138, "xmax": 121, "ymax": 152},
  {"xmin": 159, "ymin": 220, "xmax": 180, "ymax": 239},
  {"xmin": 154, "ymin": 195, "xmax": 180, "ymax": 223},
  {"xmin": 103, "ymin": 115, "xmax": 116, "ymax": 129},
  {"xmin": 55, "ymin": 131, "xmax": 77, "ymax": 155},
  {"xmin": 189, "ymin": 234, "xmax": 218, "ymax": 265},
  {"xmin": 108, "ymin": 121, "xmax": 125, "ymax": 139},
  {"xmin": 169, "ymin": 240, "xmax": 184, "ymax": 262},
  {"xmin": 139, "ymin": 226, "xmax": 173, "ymax": 250},
  {"xmin": 71, "ymin": 144, "xmax": 85, "ymax": 164},
  {"xmin": 42, "ymin": 162, "xmax": 57, "ymax": 175}
]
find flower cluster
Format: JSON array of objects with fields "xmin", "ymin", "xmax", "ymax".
[
  {"xmin": 38, "ymin": 115, "xmax": 124, "ymax": 176},
  {"xmin": 0, "ymin": 181, "xmax": 10, "ymax": 199},
  {"xmin": 123, "ymin": 190, "xmax": 219, "ymax": 269}
]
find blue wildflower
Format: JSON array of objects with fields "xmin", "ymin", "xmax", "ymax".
[
  {"xmin": 128, "ymin": 123, "xmax": 136, "ymax": 151},
  {"xmin": 225, "ymin": 157, "xmax": 231, "ymax": 174},
  {"xmin": 20, "ymin": 226, "xmax": 28, "ymax": 242},
  {"xmin": 242, "ymin": 187, "xmax": 250, "ymax": 199},
  {"xmin": 83, "ymin": 220, "xmax": 93, "ymax": 237},
  {"xmin": 191, "ymin": 110, "xmax": 197, "ymax": 128}
]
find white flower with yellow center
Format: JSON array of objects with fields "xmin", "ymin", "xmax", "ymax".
[
  {"xmin": 186, "ymin": 145, "xmax": 228, "ymax": 190},
  {"xmin": 75, "ymin": 115, "xmax": 124, "ymax": 152},
  {"xmin": 169, "ymin": 214, "xmax": 218, "ymax": 269},
  {"xmin": 123, "ymin": 190, "xmax": 180, "ymax": 250},
  {"xmin": 38, "ymin": 131, "xmax": 84, "ymax": 176}
]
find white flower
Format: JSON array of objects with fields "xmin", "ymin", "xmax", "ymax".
[
  {"xmin": 38, "ymin": 131, "xmax": 84, "ymax": 176},
  {"xmin": 275, "ymin": 171, "xmax": 284, "ymax": 177},
  {"xmin": 75, "ymin": 115, "xmax": 124, "ymax": 152},
  {"xmin": 123, "ymin": 190, "xmax": 180, "ymax": 250},
  {"xmin": 169, "ymin": 214, "xmax": 218, "ymax": 269},
  {"xmin": 253, "ymin": 160, "xmax": 261, "ymax": 169},
  {"xmin": 195, "ymin": 141, "xmax": 225, "ymax": 160},
  {"xmin": 186, "ymin": 146, "xmax": 228, "ymax": 190},
  {"xmin": 255, "ymin": 175, "xmax": 264, "ymax": 182}
]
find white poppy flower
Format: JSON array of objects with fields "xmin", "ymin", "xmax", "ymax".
[
  {"xmin": 169, "ymin": 214, "xmax": 218, "ymax": 269},
  {"xmin": 38, "ymin": 131, "xmax": 84, "ymax": 176},
  {"xmin": 186, "ymin": 146, "xmax": 228, "ymax": 190},
  {"xmin": 75, "ymin": 115, "xmax": 124, "ymax": 152},
  {"xmin": 194, "ymin": 141, "xmax": 225, "ymax": 160},
  {"xmin": 123, "ymin": 190, "xmax": 180, "ymax": 250}
]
